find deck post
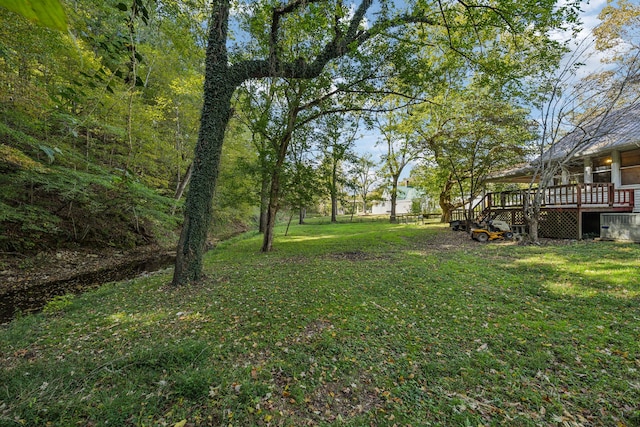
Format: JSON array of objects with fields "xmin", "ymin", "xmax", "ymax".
[
  {"xmin": 584, "ymin": 158, "xmax": 593, "ymax": 184},
  {"xmin": 576, "ymin": 185, "xmax": 582, "ymax": 208},
  {"xmin": 608, "ymin": 183, "xmax": 613, "ymax": 207}
]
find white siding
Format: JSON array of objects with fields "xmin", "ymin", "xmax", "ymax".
[{"xmin": 635, "ymin": 189, "xmax": 640, "ymax": 213}]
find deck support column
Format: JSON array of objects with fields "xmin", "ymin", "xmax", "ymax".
[
  {"xmin": 584, "ymin": 158, "xmax": 593, "ymax": 184},
  {"xmin": 578, "ymin": 210, "xmax": 582, "ymax": 240},
  {"xmin": 611, "ymin": 150, "xmax": 621, "ymax": 188}
]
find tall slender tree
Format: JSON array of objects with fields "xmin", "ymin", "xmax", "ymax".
[
  {"xmin": 375, "ymin": 111, "xmax": 419, "ymax": 222},
  {"xmin": 317, "ymin": 114, "xmax": 359, "ymax": 222},
  {"xmin": 522, "ymin": 45, "xmax": 640, "ymax": 241},
  {"xmin": 349, "ymin": 153, "xmax": 379, "ymax": 215}
]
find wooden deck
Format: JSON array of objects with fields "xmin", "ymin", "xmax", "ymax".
[{"xmin": 452, "ymin": 183, "xmax": 635, "ymax": 223}]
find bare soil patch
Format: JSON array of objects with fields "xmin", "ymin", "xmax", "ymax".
[
  {"xmin": 0, "ymin": 245, "xmax": 175, "ymax": 323},
  {"xmin": 0, "ymin": 245, "xmax": 174, "ymax": 295}
]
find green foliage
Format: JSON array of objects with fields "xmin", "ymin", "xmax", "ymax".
[
  {"xmin": 42, "ymin": 294, "xmax": 74, "ymax": 314},
  {"xmin": 410, "ymin": 198, "xmax": 422, "ymax": 215},
  {"xmin": 0, "ymin": 0, "xmax": 67, "ymax": 31},
  {"xmin": 0, "ymin": 1, "xmax": 257, "ymax": 252},
  {"xmin": 1, "ymin": 222, "xmax": 639, "ymax": 425},
  {"xmin": 37, "ymin": 144, "xmax": 63, "ymax": 164},
  {"xmin": 0, "ymin": 120, "xmax": 182, "ymax": 251}
]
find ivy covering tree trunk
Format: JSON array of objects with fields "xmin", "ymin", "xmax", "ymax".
[{"xmin": 172, "ymin": 2, "xmax": 238, "ymax": 285}]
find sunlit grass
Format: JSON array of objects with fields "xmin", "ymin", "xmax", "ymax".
[
  {"xmin": 1, "ymin": 221, "xmax": 639, "ymax": 426},
  {"xmin": 280, "ymin": 234, "xmax": 340, "ymax": 242}
]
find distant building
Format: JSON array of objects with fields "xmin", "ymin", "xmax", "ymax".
[{"xmin": 371, "ymin": 184, "xmax": 430, "ymax": 215}]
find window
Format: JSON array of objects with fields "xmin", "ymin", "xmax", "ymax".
[
  {"xmin": 621, "ymin": 148, "xmax": 640, "ymax": 185},
  {"xmin": 553, "ymin": 167, "xmax": 583, "ymax": 185},
  {"xmin": 592, "ymin": 156, "xmax": 612, "ymax": 183}
]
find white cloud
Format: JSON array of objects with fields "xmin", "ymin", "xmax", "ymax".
[{"xmin": 548, "ymin": 1, "xmax": 615, "ymax": 78}]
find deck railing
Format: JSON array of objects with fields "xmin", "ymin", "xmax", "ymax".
[{"xmin": 451, "ymin": 183, "xmax": 635, "ymax": 222}]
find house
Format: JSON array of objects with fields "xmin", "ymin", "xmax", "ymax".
[
  {"xmin": 454, "ymin": 104, "xmax": 640, "ymax": 240},
  {"xmin": 371, "ymin": 183, "xmax": 431, "ymax": 215}
]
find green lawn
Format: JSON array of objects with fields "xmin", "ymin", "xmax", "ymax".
[{"xmin": 1, "ymin": 220, "xmax": 639, "ymax": 426}]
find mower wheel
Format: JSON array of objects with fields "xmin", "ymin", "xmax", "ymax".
[
  {"xmin": 504, "ymin": 232, "xmax": 514, "ymax": 240},
  {"xmin": 474, "ymin": 232, "xmax": 489, "ymax": 242}
]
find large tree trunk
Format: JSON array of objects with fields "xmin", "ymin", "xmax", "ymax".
[
  {"xmin": 440, "ymin": 205, "xmax": 453, "ymax": 223},
  {"xmin": 527, "ymin": 217, "xmax": 539, "ymax": 242},
  {"xmin": 172, "ymin": 2, "xmax": 237, "ymax": 286},
  {"xmin": 438, "ymin": 178, "xmax": 456, "ymax": 223},
  {"xmin": 439, "ymin": 194, "xmax": 454, "ymax": 223},
  {"xmin": 523, "ymin": 191, "xmax": 541, "ymax": 243},
  {"xmin": 331, "ymin": 191, "xmax": 338, "ymax": 222},
  {"xmin": 299, "ymin": 207, "xmax": 306, "ymax": 225},
  {"xmin": 172, "ymin": 86, "xmax": 235, "ymax": 285}
]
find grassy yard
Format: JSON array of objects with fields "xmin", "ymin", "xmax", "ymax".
[{"xmin": 1, "ymin": 220, "xmax": 639, "ymax": 426}]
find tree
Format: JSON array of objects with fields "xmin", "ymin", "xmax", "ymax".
[
  {"xmin": 409, "ymin": 161, "xmax": 462, "ymax": 222},
  {"xmin": 260, "ymin": 79, "xmax": 307, "ymax": 253},
  {"xmin": 522, "ymin": 43, "xmax": 640, "ymax": 242},
  {"xmin": 317, "ymin": 114, "xmax": 358, "ymax": 222},
  {"xmin": 284, "ymin": 137, "xmax": 321, "ymax": 226},
  {"xmin": 234, "ymin": 79, "xmax": 280, "ymax": 234},
  {"xmin": 375, "ymin": 111, "xmax": 419, "ymax": 222},
  {"xmin": 408, "ymin": 94, "xmax": 469, "ymax": 224},
  {"xmin": 348, "ymin": 153, "xmax": 379, "ymax": 215},
  {"xmin": 259, "ymin": 75, "xmax": 365, "ymax": 251},
  {"xmin": 402, "ymin": 90, "xmax": 464, "ymax": 223},
  {"xmin": 236, "ymin": 64, "xmax": 369, "ymax": 251},
  {"xmin": 594, "ymin": 0, "xmax": 640, "ymax": 63},
  {"xmin": 411, "ymin": 88, "xmax": 533, "ymax": 225},
  {"xmin": 173, "ymin": 0, "xmax": 581, "ymax": 285},
  {"xmin": 446, "ymin": 97, "xmax": 532, "ymax": 227}
]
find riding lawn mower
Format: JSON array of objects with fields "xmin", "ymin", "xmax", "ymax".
[{"xmin": 471, "ymin": 219, "xmax": 514, "ymax": 242}]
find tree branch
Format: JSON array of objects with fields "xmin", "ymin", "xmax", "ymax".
[{"xmin": 236, "ymin": 0, "xmax": 440, "ymax": 81}]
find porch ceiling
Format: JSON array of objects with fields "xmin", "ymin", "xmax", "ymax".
[{"xmin": 486, "ymin": 163, "xmax": 537, "ymax": 183}]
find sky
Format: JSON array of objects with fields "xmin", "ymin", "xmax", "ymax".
[{"xmin": 352, "ymin": 0, "xmax": 613, "ymax": 179}]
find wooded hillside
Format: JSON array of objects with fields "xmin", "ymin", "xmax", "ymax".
[{"xmin": 0, "ymin": 1, "xmax": 255, "ymax": 253}]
